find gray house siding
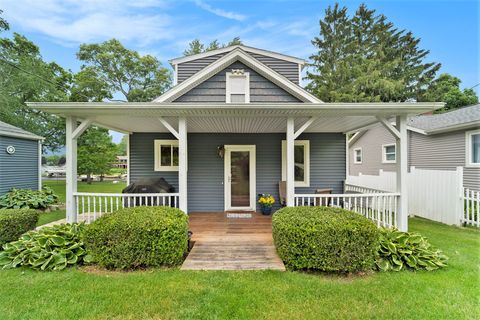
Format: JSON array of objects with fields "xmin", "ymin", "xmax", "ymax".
[
  {"xmin": 349, "ymin": 124, "xmax": 397, "ymax": 175},
  {"xmin": 349, "ymin": 124, "xmax": 480, "ymax": 191},
  {"xmin": 174, "ymin": 61, "xmax": 301, "ymax": 103},
  {"xmin": 0, "ymin": 135, "xmax": 39, "ymax": 195},
  {"xmin": 177, "ymin": 52, "xmax": 300, "ymax": 84},
  {"xmin": 129, "ymin": 132, "xmax": 346, "ymax": 212}
]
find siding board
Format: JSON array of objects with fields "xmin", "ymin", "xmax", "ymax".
[{"xmin": 130, "ymin": 133, "xmax": 346, "ymax": 212}]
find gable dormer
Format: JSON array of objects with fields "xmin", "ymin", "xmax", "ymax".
[{"xmin": 170, "ymin": 45, "xmax": 305, "ymax": 85}]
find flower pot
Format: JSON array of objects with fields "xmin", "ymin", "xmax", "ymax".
[{"xmin": 261, "ymin": 205, "xmax": 272, "ymax": 215}]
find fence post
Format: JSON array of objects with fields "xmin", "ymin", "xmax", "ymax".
[{"xmin": 454, "ymin": 166, "xmax": 464, "ymax": 226}]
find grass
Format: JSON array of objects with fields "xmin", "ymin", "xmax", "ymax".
[
  {"xmin": 0, "ymin": 217, "xmax": 478, "ymax": 320},
  {"xmin": 36, "ymin": 180, "xmax": 127, "ymax": 226}
]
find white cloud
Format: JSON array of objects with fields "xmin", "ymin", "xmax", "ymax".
[
  {"xmin": 194, "ymin": 0, "xmax": 247, "ymax": 21},
  {"xmin": 0, "ymin": 0, "xmax": 173, "ymax": 46}
]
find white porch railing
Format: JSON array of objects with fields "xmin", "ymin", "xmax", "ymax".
[
  {"xmin": 344, "ymin": 183, "xmax": 387, "ymax": 194},
  {"xmin": 463, "ymin": 188, "xmax": 480, "ymax": 227},
  {"xmin": 73, "ymin": 192, "xmax": 180, "ymax": 223},
  {"xmin": 294, "ymin": 193, "xmax": 400, "ymax": 228}
]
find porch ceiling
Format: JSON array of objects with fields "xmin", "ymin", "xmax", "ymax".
[{"xmin": 27, "ymin": 102, "xmax": 444, "ymax": 134}]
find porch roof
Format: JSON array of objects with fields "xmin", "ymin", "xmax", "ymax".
[{"xmin": 27, "ymin": 102, "xmax": 444, "ymax": 134}]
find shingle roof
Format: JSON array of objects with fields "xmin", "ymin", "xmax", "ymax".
[
  {"xmin": 0, "ymin": 120, "xmax": 44, "ymax": 140},
  {"xmin": 408, "ymin": 104, "xmax": 480, "ymax": 133}
]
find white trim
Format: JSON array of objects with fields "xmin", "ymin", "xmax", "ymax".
[
  {"xmin": 126, "ymin": 134, "xmax": 130, "ymax": 186},
  {"xmin": 178, "ymin": 117, "xmax": 188, "ymax": 213},
  {"xmin": 294, "ymin": 117, "xmax": 317, "ymax": 139},
  {"xmin": 38, "ymin": 140, "xmax": 42, "ymax": 190},
  {"xmin": 72, "ymin": 119, "xmax": 92, "ymax": 139},
  {"xmin": 158, "ymin": 117, "xmax": 180, "ymax": 139},
  {"xmin": 0, "ymin": 130, "xmax": 44, "ymax": 141},
  {"xmin": 225, "ymin": 71, "xmax": 250, "ymax": 103},
  {"xmin": 353, "ymin": 147, "xmax": 362, "ymax": 164},
  {"xmin": 169, "ymin": 45, "xmax": 306, "ymax": 66},
  {"xmin": 153, "ymin": 48, "xmax": 322, "ymax": 103},
  {"xmin": 224, "ymin": 145, "xmax": 256, "ymax": 211},
  {"xmin": 465, "ymin": 129, "xmax": 480, "ymax": 168},
  {"xmin": 382, "ymin": 143, "xmax": 396, "ymax": 164},
  {"xmin": 174, "ymin": 64, "xmax": 178, "ymax": 86},
  {"xmin": 281, "ymin": 140, "xmax": 310, "ymax": 187},
  {"xmin": 376, "ymin": 117, "xmax": 400, "ymax": 139},
  {"xmin": 154, "ymin": 139, "xmax": 179, "ymax": 171}
]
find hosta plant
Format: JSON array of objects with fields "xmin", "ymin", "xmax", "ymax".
[
  {"xmin": 375, "ymin": 228, "xmax": 448, "ymax": 272},
  {"xmin": 0, "ymin": 186, "xmax": 59, "ymax": 209},
  {"xmin": 0, "ymin": 223, "xmax": 92, "ymax": 271}
]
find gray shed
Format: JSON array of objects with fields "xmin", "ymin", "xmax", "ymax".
[{"xmin": 0, "ymin": 120, "xmax": 43, "ymax": 195}]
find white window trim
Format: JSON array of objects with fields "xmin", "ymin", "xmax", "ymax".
[
  {"xmin": 382, "ymin": 143, "xmax": 396, "ymax": 164},
  {"xmin": 353, "ymin": 147, "xmax": 362, "ymax": 164},
  {"xmin": 281, "ymin": 140, "xmax": 310, "ymax": 187},
  {"xmin": 225, "ymin": 71, "xmax": 250, "ymax": 103},
  {"xmin": 466, "ymin": 129, "xmax": 480, "ymax": 168},
  {"xmin": 154, "ymin": 139, "xmax": 179, "ymax": 171}
]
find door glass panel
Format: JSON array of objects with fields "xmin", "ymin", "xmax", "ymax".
[
  {"xmin": 231, "ymin": 151, "xmax": 250, "ymax": 207},
  {"xmin": 472, "ymin": 134, "xmax": 480, "ymax": 163},
  {"xmin": 161, "ymin": 145, "xmax": 171, "ymax": 166},
  {"xmin": 294, "ymin": 145, "xmax": 304, "ymax": 182}
]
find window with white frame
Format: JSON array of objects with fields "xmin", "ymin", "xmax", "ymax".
[
  {"xmin": 382, "ymin": 144, "xmax": 396, "ymax": 163},
  {"xmin": 281, "ymin": 140, "xmax": 310, "ymax": 187},
  {"xmin": 154, "ymin": 140, "xmax": 179, "ymax": 171},
  {"xmin": 466, "ymin": 129, "xmax": 480, "ymax": 167},
  {"xmin": 353, "ymin": 148, "xmax": 362, "ymax": 164},
  {"xmin": 226, "ymin": 70, "xmax": 250, "ymax": 103}
]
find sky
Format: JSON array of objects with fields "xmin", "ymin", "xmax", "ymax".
[{"xmin": 1, "ymin": 0, "xmax": 479, "ymax": 144}]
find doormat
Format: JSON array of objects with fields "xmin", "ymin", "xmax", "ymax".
[{"xmin": 226, "ymin": 213, "xmax": 252, "ymax": 219}]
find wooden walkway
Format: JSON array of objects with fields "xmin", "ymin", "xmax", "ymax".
[{"xmin": 181, "ymin": 212, "xmax": 285, "ymax": 271}]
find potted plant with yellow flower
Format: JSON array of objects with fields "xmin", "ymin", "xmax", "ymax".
[{"xmin": 258, "ymin": 193, "xmax": 275, "ymax": 215}]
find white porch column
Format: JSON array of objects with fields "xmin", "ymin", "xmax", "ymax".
[
  {"xmin": 396, "ymin": 115, "xmax": 408, "ymax": 231},
  {"xmin": 65, "ymin": 116, "xmax": 78, "ymax": 223},
  {"xmin": 286, "ymin": 117, "xmax": 295, "ymax": 206},
  {"xmin": 178, "ymin": 117, "xmax": 188, "ymax": 213}
]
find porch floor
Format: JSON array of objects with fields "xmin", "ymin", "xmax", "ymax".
[{"xmin": 182, "ymin": 212, "xmax": 285, "ymax": 271}]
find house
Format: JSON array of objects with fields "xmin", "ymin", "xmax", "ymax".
[
  {"xmin": 28, "ymin": 45, "xmax": 442, "ymax": 231},
  {"xmin": 348, "ymin": 104, "xmax": 480, "ymax": 191},
  {"xmin": 113, "ymin": 155, "xmax": 128, "ymax": 169},
  {"xmin": 0, "ymin": 120, "xmax": 43, "ymax": 195}
]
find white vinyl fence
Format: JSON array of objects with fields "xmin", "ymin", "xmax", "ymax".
[{"xmin": 346, "ymin": 167, "xmax": 476, "ymax": 226}]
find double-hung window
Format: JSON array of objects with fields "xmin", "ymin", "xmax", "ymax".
[
  {"xmin": 382, "ymin": 144, "xmax": 396, "ymax": 163},
  {"xmin": 353, "ymin": 148, "xmax": 362, "ymax": 164},
  {"xmin": 466, "ymin": 129, "xmax": 480, "ymax": 167},
  {"xmin": 226, "ymin": 70, "xmax": 250, "ymax": 103},
  {"xmin": 281, "ymin": 140, "xmax": 310, "ymax": 187},
  {"xmin": 154, "ymin": 140, "xmax": 179, "ymax": 171}
]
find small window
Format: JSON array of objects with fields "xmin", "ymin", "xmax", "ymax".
[
  {"xmin": 382, "ymin": 144, "xmax": 396, "ymax": 163},
  {"xmin": 226, "ymin": 71, "xmax": 250, "ymax": 103},
  {"xmin": 281, "ymin": 140, "xmax": 310, "ymax": 187},
  {"xmin": 353, "ymin": 148, "xmax": 362, "ymax": 164},
  {"xmin": 466, "ymin": 129, "xmax": 480, "ymax": 167},
  {"xmin": 154, "ymin": 140, "xmax": 178, "ymax": 171}
]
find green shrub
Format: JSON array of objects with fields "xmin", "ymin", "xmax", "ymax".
[
  {"xmin": 0, "ymin": 187, "xmax": 59, "ymax": 209},
  {"xmin": 376, "ymin": 228, "xmax": 448, "ymax": 271},
  {"xmin": 272, "ymin": 206, "xmax": 379, "ymax": 272},
  {"xmin": 83, "ymin": 206, "xmax": 188, "ymax": 270},
  {"xmin": 0, "ymin": 223, "xmax": 90, "ymax": 271},
  {"xmin": 0, "ymin": 209, "xmax": 39, "ymax": 246}
]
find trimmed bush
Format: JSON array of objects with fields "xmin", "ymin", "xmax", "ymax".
[
  {"xmin": 376, "ymin": 228, "xmax": 448, "ymax": 271},
  {"xmin": 0, "ymin": 187, "xmax": 58, "ymax": 209},
  {"xmin": 0, "ymin": 209, "xmax": 39, "ymax": 246},
  {"xmin": 83, "ymin": 206, "xmax": 188, "ymax": 269},
  {"xmin": 0, "ymin": 223, "xmax": 90, "ymax": 271},
  {"xmin": 272, "ymin": 206, "xmax": 379, "ymax": 272}
]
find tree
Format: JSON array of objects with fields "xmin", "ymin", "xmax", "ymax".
[
  {"xmin": 0, "ymin": 33, "xmax": 71, "ymax": 151},
  {"xmin": 77, "ymin": 127, "xmax": 117, "ymax": 184},
  {"xmin": 183, "ymin": 37, "xmax": 243, "ymax": 56},
  {"xmin": 0, "ymin": 10, "xmax": 9, "ymax": 32},
  {"xmin": 76, "ymin": 39, "xmax": 171, "ymax": 102},
  {"xmin": 420, "ymin": 73, "xmax": 479, "ymax": 112},
  {"xmin": 117, "ymin": 135, "xmax": 128, "ymax": 155},
  {"xmin": 306, "ymin": 3, "xmax": 441, "ymax": 102}
]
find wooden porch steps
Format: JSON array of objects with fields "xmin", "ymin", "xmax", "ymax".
[{"xmin": 181, "ymin": 212, "xmax": 285, "ymax": 271}]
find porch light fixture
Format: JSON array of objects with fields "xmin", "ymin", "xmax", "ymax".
[{"xmin": 217, "ymin": 145, "xmax": 225, "ymax": 158}]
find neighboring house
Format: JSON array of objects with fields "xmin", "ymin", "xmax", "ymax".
[
  {"xmin": 113, "ymin": 155, "xmax": 128, "ymax": 169},
  {"xmin": 0, "ymin": 120, "xmax": 43, "ymax": 195},
  {"xmin": 30, "ymin": 45, "xmax": 441, "ymax": 231},
  {"xmin": 348, "ymin": 104, "xmax": 480, "ymax": 190}
]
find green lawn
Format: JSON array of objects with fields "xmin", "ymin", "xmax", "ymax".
[
  {"xmin": 37, "ymin": 180, "xmax": 127, "ymax": 226},
  {"xmin": 0, "ymin": 217, "xmax": 478, "ymax": 320}
]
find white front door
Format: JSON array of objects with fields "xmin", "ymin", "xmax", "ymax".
[{"xmin": 224, "ymin": 145, "xmax": 256, "ymax": 211}]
